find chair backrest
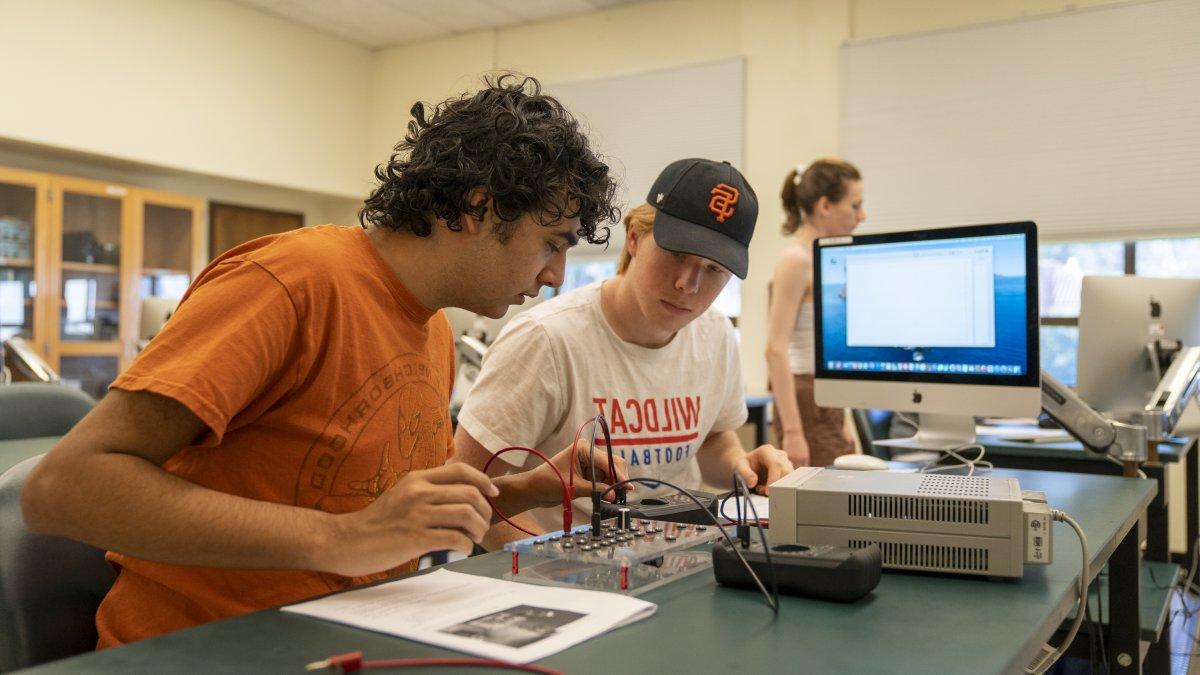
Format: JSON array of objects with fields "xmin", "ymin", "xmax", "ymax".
[
  {"xmin": 0, "ymin": 383, "xmax": 95, "ymax": 441},
  {"xmin": 0, "ymin": 455, "xmax": 117, "ymax": 669},
  {"xmin": 852, "ymin": 409, "xmax": 898, "ymax": 459}
]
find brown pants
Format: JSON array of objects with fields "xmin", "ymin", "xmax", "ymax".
[{"xmin": 772, "ymin": 373, "xmax": 853, "ymax": 467}]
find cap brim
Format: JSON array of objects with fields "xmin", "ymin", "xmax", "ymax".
[{"xmin": 652, "ymin": 209, "xmax": 749, "ymax": 279}]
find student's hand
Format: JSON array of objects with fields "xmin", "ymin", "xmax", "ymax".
[
  {"xmin": 734, "ymin": 445, "xmax": 794, "ymax": 495},
  {"xmin": 523, "ymin": 438, "xmax": 635, "ymax": 507},
  {"xmin": 783, "ymin": 432, "xmax": 811, "ymax": 467},
  {"xmin": 322, "ymin": 463, "xmax": 497, "ymax": 577}
]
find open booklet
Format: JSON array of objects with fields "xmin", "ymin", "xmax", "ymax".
[{"xmin": 283, "ymin": 568, "xmax": 657, "ymax": 663}]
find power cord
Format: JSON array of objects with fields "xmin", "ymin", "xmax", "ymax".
[
  {"xmin": 919, "ymin": 444, "xmax": 993, "ymax": 477},
  {"xmin": 306, "ymin": 651, "xmax": 561, "ymax": 674},
  {"xmin": 600, "ymin": 476, "xmax": 779, "ymax": 615},
  {"xmin": 1025, "ymin": 510, "xmax": 1091, "ymax": 674}
]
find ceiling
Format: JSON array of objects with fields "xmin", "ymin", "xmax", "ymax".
[{"xmin": 233, "ymin": 0, "xmax": 653, "ymax": 49}]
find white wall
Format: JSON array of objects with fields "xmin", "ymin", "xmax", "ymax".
[{"xmin": 0, "ymin": 0, "xmax": 373, "ymax": 199}]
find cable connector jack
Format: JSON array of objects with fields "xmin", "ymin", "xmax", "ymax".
[
  {"xmin": 736, "ymin": 523, "xmax": 751, "ymax": 549},
  {"xmin": 590, "ymin": 489, "xmax": 603, "ymax": 536},
  {"xmin": 562, "ymin": 485, "xmax": 574, "ymax": 532},
  {"xmin": 306, "ymin": 651, "xmax": 363, "ymax": 673}
]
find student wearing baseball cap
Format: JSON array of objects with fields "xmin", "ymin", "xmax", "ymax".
[{"xmin": 452, "ymin": 158, "xmax": 793, "ymax": 543}]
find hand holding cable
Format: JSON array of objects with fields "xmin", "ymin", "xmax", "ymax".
[
  {"xmin": 319, "ymin": 464, "xmax": 497, "ymax": 578},
  {"xmin": 734, "ymin": 445, "xmax": 793, "ymax": 496},
  {"xmin": 483, "ymin": 437, "xmax": 633, "ymax": 537}
]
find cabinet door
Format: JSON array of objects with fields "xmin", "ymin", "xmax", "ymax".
[
  {"xmin": 0, "ymin": 167, "xmax": 48, "ymax": 354},
  {"xmin": 130, "ymin": 190, "xmax": 204, "ymax": 354},
  {"xmin": 49, "ymin": 177, "xmax": 130, "ymax": 390}
]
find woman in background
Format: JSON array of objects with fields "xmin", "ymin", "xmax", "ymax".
[{"xmin": 765, "ymin": 159, "xmax": 866, "ymax": 467}]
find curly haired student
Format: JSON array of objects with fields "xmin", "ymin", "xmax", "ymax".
[{"xmin": 21, "ymin": 74, "xmax": 630, "ymax": 646}]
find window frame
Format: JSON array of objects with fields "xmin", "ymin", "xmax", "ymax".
[{"xmin": 1039, "ymin": 241, "xmax": 1136, "ymax": 329}]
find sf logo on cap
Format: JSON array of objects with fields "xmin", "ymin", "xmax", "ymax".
[{"xmin": 708, "ymin": 183, "xmax": 739, "ymax": 223}]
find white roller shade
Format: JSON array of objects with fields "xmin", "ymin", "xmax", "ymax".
[
  {"xmin": 840, "ymin": 0, "xmax": 1200, "ymax": 242},
  {"xmin": 547, "ymin": 58, "xmax": 745, "ymax": 257}
]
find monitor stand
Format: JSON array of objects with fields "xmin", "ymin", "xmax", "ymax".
[{"xmin": 873, "ymin": 413, "xmax": 977, "ymax": 452}]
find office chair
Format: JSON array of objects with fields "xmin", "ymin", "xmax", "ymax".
[
  {"xmin": 0, "ymin": 455, "xmax": 117, "ymax": 669},
  {"xmin": 852, "ymin": 409, "xmax": 897, "ymax": 459},
  {"xmin": 0, "ymin": 383, "xmax": 95, "ymax": 440}
]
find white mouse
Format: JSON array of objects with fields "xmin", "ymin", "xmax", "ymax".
[{"xmin": 832, "ymin": 454, "xmax": 889, "ymax": 471}]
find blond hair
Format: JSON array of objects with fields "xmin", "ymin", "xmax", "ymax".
[{"xmin": 616, "ymin": 202, "xmax": 656, "ymax": 274}]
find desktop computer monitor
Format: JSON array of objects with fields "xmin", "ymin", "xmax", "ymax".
[
  {"xmin": 814, "ymin": 221, "xmax": 1041, "ymax": 450},
  {"xmin": 1076, "ymin": 275, "xmax": 1200, "ymax": 419}
]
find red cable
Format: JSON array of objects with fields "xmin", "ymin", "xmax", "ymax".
[
  {"xmin": 308, "ymin": 651, "xmax": 562, "ymax": 674},
  {"xmin": 483, "ymin": 446, "xmax": 571, "ymax": 536},
  {"xmin": 364, "ymin": 658, "xmax": 561, "ymax": 674},
  {"xmin": 567, "ymin": 417, "xmax": 594, "ymax": 499}
]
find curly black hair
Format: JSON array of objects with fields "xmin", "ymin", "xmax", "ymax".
[{"xmin": 360, "ymin": 73, "xmax": 619, "ymax": 246}]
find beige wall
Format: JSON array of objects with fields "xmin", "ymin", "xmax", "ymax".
[
  {"xmin": 1, "ymin": 0, "xmax": 1134, "ymax": 388},
  {"xmin": 371, "ymin": 0, "xmax": 1128, "ymax": 392},
  {"xmin": 0, "ymin": 0, "xmax": 373, "ymax": 199}
]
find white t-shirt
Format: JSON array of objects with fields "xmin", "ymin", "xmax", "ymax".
[{"xmin": 458, "ymin": 280, "xmax": 748, "ymax": 531}]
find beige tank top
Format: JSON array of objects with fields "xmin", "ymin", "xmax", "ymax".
[{"xmin": 787, "ymin": 297, "xmax": 815, "ymax": 375}]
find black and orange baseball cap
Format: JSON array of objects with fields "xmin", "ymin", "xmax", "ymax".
[{"xmin": 645, "ymin": 158, "xmax": 758, "ymax": 279}]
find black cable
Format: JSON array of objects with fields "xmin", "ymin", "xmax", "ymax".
[
  {"xmin": 1095, "ymin": 571, "xmax": 1108, "ymax": 672},
  {"xmin": 595, "ymin": 414, "xmax": 623, "ymax": 504},
  {"xmin": 1148, "ymin": 564, "xmax": 1173, "ymax": 590},
  {"xmin": 1084, "ymin": 576, "xmax": 1107, "ymax": 674},
  {"xmin": 718, "ymin": 490, "xmax": 740, "ymax": 523},
  {"xmin": 599, "ymin": 477, "xmax": 779, "ymax": 615},
  {"xmin": 1083, "ymin": 592, "xmax": 1096, "ymax": 675},
  {"xmin": 587, "ymin": 414, "xmax": 624, "ymax": 533},
  {"xmin": 735, "ymin": 473, "xmax": 779, "ymax": 612}
]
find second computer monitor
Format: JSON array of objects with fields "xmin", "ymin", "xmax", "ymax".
[
  {"xmin": 1076, "ymin": 275, "xmax": 1200, "ymax": 418},
  {"xmin": 814, "ymin": 221, "xmax": 1041, "ymax": 449}
]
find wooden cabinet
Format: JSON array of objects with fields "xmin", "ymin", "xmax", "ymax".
[
  {"xmin": 0, "ymin": 166, "xmax": 203, "ymax": 398},
  {"xmin": 0, "ymin": 167, "xmax": 49, "ymax": 354}
]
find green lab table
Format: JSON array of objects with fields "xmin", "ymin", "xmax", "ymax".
[
  {"xmin": 25, "ymin": 469, "xmax": 1155, "ymax": 674},
  {"xmin": 979, "ymin": 434, "xmax": 1197, "ymax": 565}
]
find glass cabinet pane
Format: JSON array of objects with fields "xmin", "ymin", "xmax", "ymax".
[
  {"xmin": 59, "ymin": 355, "xmax": 118, "ymax": 400},
  {"xmin": 0, "ymin": 181, "xmax": 37, "ymax": 341},
  {"xmin": 141, "ymin": 203, "xmax": 193, "ymax": 300},
  {"xmin": 60, "ymin": 192, "xmax": 121, "ymax": 342}
]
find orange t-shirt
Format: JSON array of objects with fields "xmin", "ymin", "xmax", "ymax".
[{"xmin": 95, "ymin": 225, "xmax": 456, "ymax": 647}]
